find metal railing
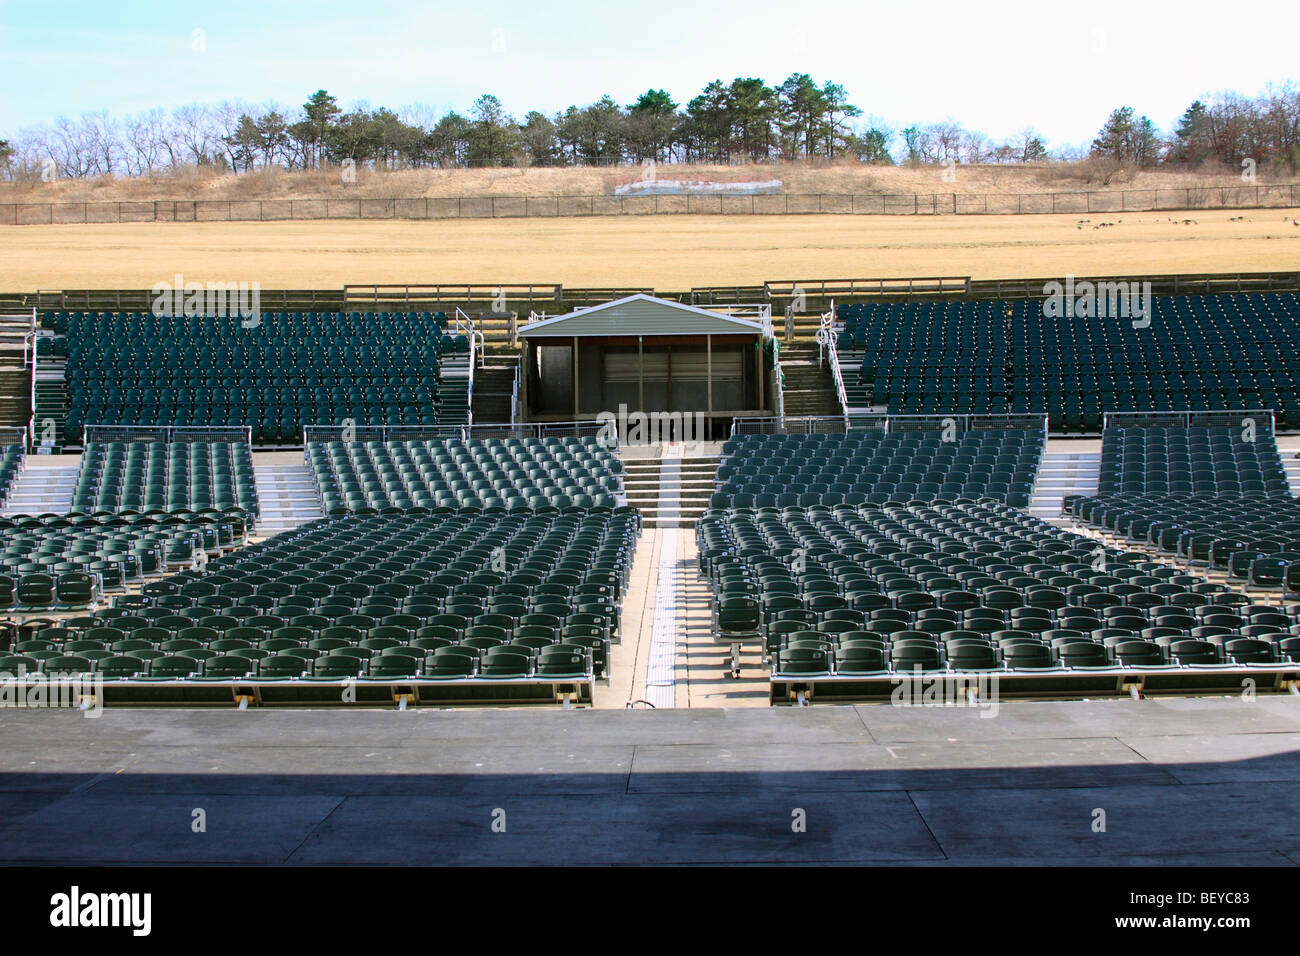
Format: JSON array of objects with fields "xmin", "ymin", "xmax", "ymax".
[
  {"xmin": 731, "ymin": 412, "xmax": 1050, "ymax": 437},
  {"xmin": 302, "ymin": 424, "xmax": 462, "ymax": 444},
  {"xmin": 27, "ymin": 315, "xmax": 38, "ymax": 450},
  {"xmin": 81, "ymin": 424, "xmax": 254, "ymax": 445},
  {"xmin": 771, "ymin": 344, "xmax": 785, "ymax": 423},
  {"xmin": 453, "ymin": 307, "xmax": 486, "ymax": 367},
  {"xmin": 509, "ymin": 361, "xmax": 521, "ymax": 426},
  {"xmin": 1102, "ymin": 409, "xmax": 1276, "ymax": 433},
  {"xmin": 303, "ymin": 420, "xmax": 613, "ymax": 444},
  {"xmin": 817, "ymin": 303, "xmax": 850, "ymax": 423},
  {"xmin": 713, "ymin": 302, "xmax": 772, "ymax": 334},
  {"xmin": 6, "ymin": 185, "xmax": 1297, "ymax": 225}
]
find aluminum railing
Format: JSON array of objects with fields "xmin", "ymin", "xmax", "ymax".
[
  {"xmin": 731, "ymin": 412, "xmax": 1050, "ymax": 437},
  {"xmin": 303, "ymin": 420, "xmax": 613, "ymax": 445},
  {"xmin": 1101, "ymin": 409, "xmax": 1276, "ymax": 434}
]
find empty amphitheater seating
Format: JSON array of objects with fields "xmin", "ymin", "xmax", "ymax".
[
  {"xmin": 838, "ymin": 300, "xmax": 1008, "ymax": 415},
  {"xmin": 1095, "ymin": 425, "xmax": 1288, "ymax": 496},
  {"xmin": 697, "ymin": 500, "xmax": 1300, "ymax": 680},
  {"xmin": 839, "ymin": 292, "xmax": 1300, "ymax": 430},
  {"xmin": 72, "ymin": 440, "xmax": 259, "ymax": 515},
  {"xmin": 1015, "ymin": 292, "xmax": 1300, "ymax": 430},
  {"xmin": 1067, "ymin": 493, "xmax": 1300, "ymax": 585},
  {"xmin": 308, "ymin": 437, "xmax": 625, "ymax": 512},
  {"xmin": 0, "ymin": 510, "xmax": 247, "ymax": 609},
  {"xmin": 713, "ymin": 430, "xmax": 1044, "ymax": 508},
  {"xmin": 7, "ymin": 510, "xmax": 638, "ymax": 685},
  {"xmin": 61, "ymin": 310, "xmax": 464, "ymax": 443}
]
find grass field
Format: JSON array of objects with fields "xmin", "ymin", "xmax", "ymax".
[{"xmin": 3, "ymin": 208, "xmax": 1298, "ymax": 291}]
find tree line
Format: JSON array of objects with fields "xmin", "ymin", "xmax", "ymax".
[
  {"xmin": 2, "ymin": 78, "xmax": 1297, "ymax": 181},
  {"xmin": 1090, "ymin": 88, "xmax": 1300, "ymax": 172}
]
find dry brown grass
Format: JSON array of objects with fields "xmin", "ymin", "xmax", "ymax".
[
  {"xmin": 2, "ymin": 209, "xmax": 1297, "ymax": 292},
  {"xmin": 3, "ymin": 160, "xmax": 1295, "ymax": 204}
]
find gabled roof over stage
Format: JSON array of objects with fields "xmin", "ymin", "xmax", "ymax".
[{"xmin": 518, "ymin": 294, "xmax": 763, "ymax": 338}]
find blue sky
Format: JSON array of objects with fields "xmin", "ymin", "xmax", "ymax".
[{"xmin": 2, "ymin": 0, "xmax": 1297, "ymax": 150}]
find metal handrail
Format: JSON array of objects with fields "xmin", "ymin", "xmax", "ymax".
[
  {"xmin": 81, "ymin": 424, "xmax": 255, "ymax": 445},
  {"xmin": 453, "ymin": 307, "xmax": 486, "ymax": 367},
  {"xmin": 1101, "ymin": 409, "xmax": 1276, "ymax": 433},
  {"xmin": 730, "ymin": 412, "xmax": 1051, "ymax": 437},
  {"xmin": 302, "ymin": 420, "xmax": 612, "ymax": 444},
  {"xmin": 27, "ymin": 310, "xmax": 37, "ymax": 450},
  {"xmin": 509, "ymin": 360, "xmax": 521, "ymax": 425},
  {"xmin": 817, "ymin": 302, "xmax": 850, "ymax": 423},
  {"xmin": 772, "ymin": 345, "xmax": 785, "ymax": 424},
  {"xmin": 466, "ymin": 333, "xmax": 476, "ymax": 427}
]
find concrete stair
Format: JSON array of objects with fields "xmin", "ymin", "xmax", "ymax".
[
  {"xmin": 472, "ymin": 350, "xmax": 519, "ymax": 426},
  {"xmin": 1276, "ymin": 436, "xmax": 1300, "ymax": 495},
  {"xmin": 0, "ymin": 314, "xmax": 33, "ymax": 431},
  {"xmin": 438, "ymin": 355, "xmax": 471, "ymax": 426},
  {"xmin": 0, "ymin": 460, "xmax": 77, "ymax": 515},
  {"xmin": 621, "ymin": 453, "xmax": 721, "ymax": 528},
  {"xmin": 253, "ymin": 462, "xmax": 324, "ymax": 536},
  {"xmin": 778, "ymin": 341, "xmax": 843, "ymax": 418},
  {"xmin": 1027, "ymin": 442, "xmax": 1101, "ymax": 521}
]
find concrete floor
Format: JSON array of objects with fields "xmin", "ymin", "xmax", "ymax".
[{"xmin": 0, "ymin": 697, "xmax": 1298, "ymax": 865}]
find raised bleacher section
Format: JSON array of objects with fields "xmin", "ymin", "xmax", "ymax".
[
  {"xmin": 713, "ymin": 429, "xmax": 1045, "ymax": 508},
  {"xmin": 838, "ymin": 301, "xmax": 1008, "ymax": 416},
  {"xmin": 838, "ymin": 292, "xmax": 1300, "ymax": 432},
  {"xmin": 59, "ymin": 310, "xmax": 467, "ymax": 444},
  {"xmin": 73, "ymin": 440, "xmax": 259, "ymax": 515},
  {"xmin": 308, "ymin": 437, "xmax": 625, "ymax": 513},
  {"xmin": 1096, "ymin": 423, "xmax": 1288, "ymax": 496},
  {"xmin": 0, "ymin": 509, "xmax": 638, "ymax": 705},
  {"xmin": 697, "ymin": 499, "xmax": 1300, "ymax": 703},
  {"xmin": 1066, "ymin": 420, "xmax": 1300, "ymax": 585}
]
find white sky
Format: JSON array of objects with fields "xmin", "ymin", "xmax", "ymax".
[{"xmin": 2, "ymin": 0, "xmax": 1296, "ymax": 151}]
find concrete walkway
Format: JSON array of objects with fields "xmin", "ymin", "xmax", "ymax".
[{"xmin": 1, "ymin": 697, "xmax": 1297, "ymax": 864}]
